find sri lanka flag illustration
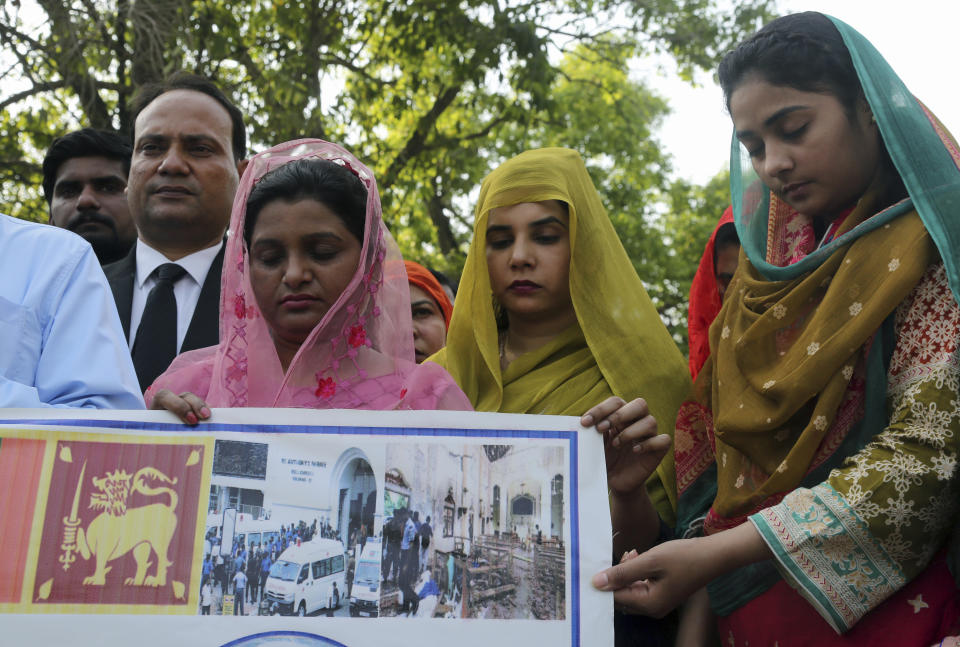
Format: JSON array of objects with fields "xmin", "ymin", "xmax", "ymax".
[{"xmin": 0, "ymin": 430, "xmax": 212, "ymax": 614}]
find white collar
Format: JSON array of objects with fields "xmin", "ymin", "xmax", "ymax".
[{"xmin": 134, "ymin": 238, "xmax": 222, "ymax": 288}]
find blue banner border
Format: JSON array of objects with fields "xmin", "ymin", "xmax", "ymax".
[{"xmin": 0, "ymin": 418, "xmax": 582, "ymax": 646}]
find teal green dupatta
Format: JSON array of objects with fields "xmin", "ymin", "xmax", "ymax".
[
  {"xmin": 678, "ymin": 14, "xmax": 960, "ymax": 618},
  {"xmin": 732, "ymin": 17, "xmax": 960, "ymax": 295}
]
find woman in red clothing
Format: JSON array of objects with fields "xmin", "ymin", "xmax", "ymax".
[{"xmin": 687, "ymin": 206, "xmax": 738, "ymax": 380}]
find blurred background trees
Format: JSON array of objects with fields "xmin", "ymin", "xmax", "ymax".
[{"xmin": 0, "ymin": 0, "xmax": 773, "ymax": 346}]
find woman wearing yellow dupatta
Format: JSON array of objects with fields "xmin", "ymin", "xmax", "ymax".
[
  {"xmin": 430, "ymin": 147, "xmax": 691, "ymax": 556},
  {"xmin": 593, "ymin": 13, "xmax": 960, "ymax": 646}
]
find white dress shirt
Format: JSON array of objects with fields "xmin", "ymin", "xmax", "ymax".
[{"xmin": 128, "ymin": 239, "xmax": 222, "ymax": 352}]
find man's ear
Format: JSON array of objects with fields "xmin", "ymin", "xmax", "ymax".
[{"xmin": 237, "ymin": 158, "xmax": 249, "ymax": 179}]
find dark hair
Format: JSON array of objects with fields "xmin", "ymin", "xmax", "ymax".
[
  {"xmin": 42, "ymin": 128, "xmax": 132, "ymax": 204},
  {"xmin": 712, "ymin": 221, "xmax": 740, "ymax": 273},
  {"xmin": 720, "ymin": 13, "xmax": 907, "ymax": 208},
  {"xmin": 429, "ymin": 268, "xmax": 458, "ymax": 296},
  {"xmin": 243, "ymin": 159, "xmax": 368, "ymax": 247},
  {"xmin": 130, "ymin": 72, "xmax": 247, "ymax": 161},
  {"xmin": 718, "ymin": 12, "xmax": 861, "ymax": 115},
  {"xmin": 714, "ymin": 221, "xmax": 740, "ymax": 251}
]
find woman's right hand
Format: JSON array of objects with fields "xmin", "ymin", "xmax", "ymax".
[
  {"xmin": 150, "ymin": 389, "xmax": 212, "ymax": 426},
  {"xmin": 594, "ymin": 537, "xmax": 710, "ymax": 618},
  {"xmin": 592, "ymin": 522, "xmax": 772, "ymax": 618}
]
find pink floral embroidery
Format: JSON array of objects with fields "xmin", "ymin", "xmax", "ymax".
[
  {"xmin": 234, "ymin": 293, "xmax": 246, "ymax": 320},
  {"xmin": 315, "ymin": 374, "xmax": 336, "ymax": 399},
  {"xmin": 226, "ymin": 355, "xmax": 248, "ymax": 380},
  {"xmin": 233, "ymin": 293, "xmax": 257, "ymax": 320},
  {"xmin": 348, "ymin": 325, "xmax": 367, "ymax": 348}
]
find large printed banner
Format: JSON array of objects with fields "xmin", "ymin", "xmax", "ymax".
[{"xmin": 0, "ymin": 408, "xmax": 613, "ymax": 646}]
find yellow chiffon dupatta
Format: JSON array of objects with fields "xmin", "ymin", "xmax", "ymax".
[{"xmin": 431, "ymin": 148, "xmax": 691, "ymax": 523}]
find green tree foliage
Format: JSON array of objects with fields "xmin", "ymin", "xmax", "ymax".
[
  {"xmin": 660, "ymin": 169, "xmax": 733, "ymax": 348},
  {"xmin": 0, "ymin": 0, "xmax": 770, "ymax": 342}
]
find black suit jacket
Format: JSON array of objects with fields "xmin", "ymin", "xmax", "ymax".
[{"xmin": 103, "ymin": 242, "xmax": 224, "ymax": 353}]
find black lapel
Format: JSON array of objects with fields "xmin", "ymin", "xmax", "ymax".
[
  {"xmin": 182, "ymin": 241, "xmax": 224, "ymax": 352},
  {"xmin": 102, "ymin": 245, "xmax": 136, "ymax": 339}
]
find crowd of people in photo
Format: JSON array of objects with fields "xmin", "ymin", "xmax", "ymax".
[
  {"xmin": 199, "ymin": 517, "xmax": 344, "ymax": 615},
  {"xmin": 4, "ymin": 10, "xmax": 960, "ymax": 646},
  {"xmin": 380, "ymin": 508, "xmax": 434, "ymax": 616}
]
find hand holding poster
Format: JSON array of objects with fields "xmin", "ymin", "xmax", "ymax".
[{"xmin": 0, "ymin": 408, "xmax": 614, "ymax": 646}]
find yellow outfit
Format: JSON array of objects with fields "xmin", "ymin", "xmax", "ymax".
[{"xmin": 430, "ymin": 147, "xmax": 691, "ymax": 525}]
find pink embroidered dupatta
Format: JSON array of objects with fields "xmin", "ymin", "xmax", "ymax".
[{"xmin": 147, "ymin": 139, "xmax": 470, "ymax": 411}]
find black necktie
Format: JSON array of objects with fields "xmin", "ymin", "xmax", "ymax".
[{"xmin": 132, "ymin": 263, "xmax": 187, "ymax": 391}]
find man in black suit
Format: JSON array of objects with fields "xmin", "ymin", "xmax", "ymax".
[{"xmin": 104, "ymin": 73, "xmax": 248, "ymax": 392}]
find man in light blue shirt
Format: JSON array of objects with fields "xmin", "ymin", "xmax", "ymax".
[
  {"xmin": 0, "ymin": 213, "xmax": 143, "ymax": 408},
  {"xmin": 232, "ymin": 568, "xmax": 247, "ymax": 615}
]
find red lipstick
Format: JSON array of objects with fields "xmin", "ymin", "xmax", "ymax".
[{"xmin": 508, "ymin": 280, "xmax": 541, "ymax": 295}]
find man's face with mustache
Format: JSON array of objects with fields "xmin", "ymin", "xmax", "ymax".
[{"xmin": 49, "ymin": 156, "xmax": 137, "ymax": 264}]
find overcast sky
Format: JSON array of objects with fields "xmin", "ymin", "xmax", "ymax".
[{"xmin": 646, "ymin": 0, "xmax": 960, "ymax": 185}]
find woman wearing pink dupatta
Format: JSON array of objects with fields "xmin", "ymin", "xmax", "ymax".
[{"xmin": 147, "ymin": 139, "xmax": 470, "ymax": 416}]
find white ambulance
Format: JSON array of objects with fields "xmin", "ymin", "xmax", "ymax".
[
  {"xmin": 349, "ymin": 538, "xmax": 382, "ymax": 617},
  {"xmin": 265, "ymin": 538, "xmax": 346, "ymax": 616}
]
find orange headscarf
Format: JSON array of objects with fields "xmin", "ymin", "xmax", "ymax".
[{"xmin": 405, "ymin": 260, "xmax": 453, "ymax": 327}]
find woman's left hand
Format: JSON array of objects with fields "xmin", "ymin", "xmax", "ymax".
[{"xmin": 581, "ymin": 396, "xmax": 671, "ymax": 496}]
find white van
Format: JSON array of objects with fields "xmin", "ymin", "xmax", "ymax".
[
  {"xmin": 265, "ymin": 538, "xmax": 346, "ymax": 616},
  {"xmin": 236, "ymin": 519, "xmax": 282, "ymax": 555},
  {"xmin": 349, "ymin": 538, "xmax": 382, "ymax": 617},
  {"xmin": 207, "ymin": 513, "xmax": 282, "ymax": 556}
]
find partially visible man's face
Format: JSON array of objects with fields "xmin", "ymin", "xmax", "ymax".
[
  {"xmin": 49, "ymin": 156, "xmax": 136, "ymax": 264},
  {"xmin": 715, "ymin": 242, "xmax": 741, "ymax": 302},
  {"xmin": 127, "ymin": 89, "xmax": 240, "ymax": 256}
]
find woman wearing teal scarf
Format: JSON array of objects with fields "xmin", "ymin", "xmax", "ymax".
[{"xmin": 593, "ymin": 13, "xmax": 960, "ymax": 645}]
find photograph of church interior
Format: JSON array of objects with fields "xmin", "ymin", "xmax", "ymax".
[{"xmin": 380, "ymin": 441, "xmax": 567, "ymax": 620}]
